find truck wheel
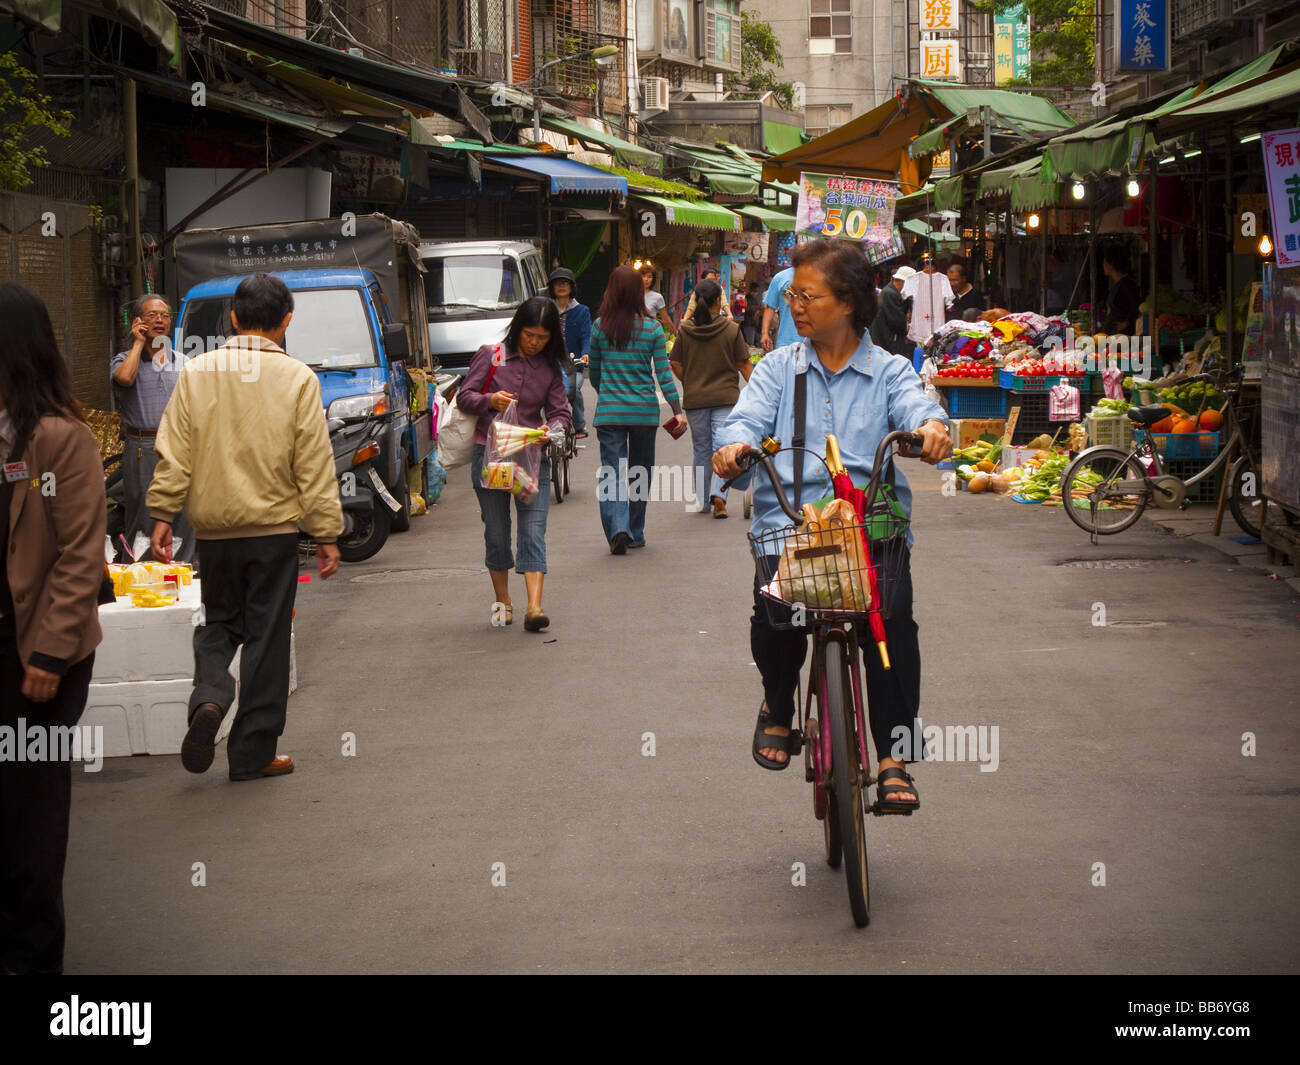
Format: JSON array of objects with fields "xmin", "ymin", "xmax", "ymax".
[
  {"xmin": 337, "ymin": 501, "xmax": 392, "ymax": 563},
  {"xmin": 391, "ymin": 456, "xmax": 412, "ymax": 533}
]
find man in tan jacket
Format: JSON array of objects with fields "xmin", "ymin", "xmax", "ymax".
[{"xmin": 148, "ymin": 273, "xmax": 343, "ymax": 782}]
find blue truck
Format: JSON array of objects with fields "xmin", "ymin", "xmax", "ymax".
[{"xmin": 173, "ymin": 215, "xmax": 439, "ymax": 561}]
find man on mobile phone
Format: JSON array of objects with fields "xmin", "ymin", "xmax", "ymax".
[{"xmin": 109, "ymin": 294, "xmax": 194, "ymax": 562}]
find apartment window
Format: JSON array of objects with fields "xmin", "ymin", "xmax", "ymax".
[
  {"xmin": 805, "ymin": 103, "xmax": 852, "ymax": 139},
  {"xmin": 809, "ymin": 0, "xmax": 852, "ymax": 55}
]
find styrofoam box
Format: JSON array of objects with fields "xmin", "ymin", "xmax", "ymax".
[{"xmin": 94, "ymin": 582, "xmax": 203, "ymax": 684}]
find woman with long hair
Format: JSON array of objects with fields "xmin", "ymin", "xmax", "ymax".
[
  {"xmin": 588, "ymin": 265, "xmax": 686, "ymax": 553},
  {"xmin": 0, "ymin": 283, "xmax": 106, "ymax": 973},
  {"xmin": 455, "ymin": 296, "xmax": 572, "ymax": 630},
  {"xmin": 669, "ymin": 278, "xmax": 752, "ymax": 518}
]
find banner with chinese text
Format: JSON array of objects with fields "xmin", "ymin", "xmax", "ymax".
[
  {"xmin": 994, "ymin": 5, "xmax": 1030, "ymax": 85},
  {"xmin": 864, "ymin": 226, "xmax": 906, "ymax": 265},
  {"xmin": 1117, "ymin": 0, "xmax": 1169, "ymax": 73},
  {"xmin": 1261, "ymin": 128, "xmax": 1300, "ymax": 267},
  {"xmin": 918, "ymin": 0, "xmax": 959, "ymax": 31},
  {"xmin": 920, "ymin": 39, "xmax": 959, "ymax": 80},
  {"xmin": 796, "ymin": 173, "xmax": 898, "ymax": 242}
]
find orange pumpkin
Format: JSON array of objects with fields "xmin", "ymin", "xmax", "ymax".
[
  {"xmin": 1152, "ymin": 416, "xmax": 1175, "ymax": 433},
  {"xmin": 1171, "ymin": 417, "xmax": 1198, "ymax": 434},
  {"xmin": 1199, "ymin": 408, "xmax": 1223, "ymax": 431}
]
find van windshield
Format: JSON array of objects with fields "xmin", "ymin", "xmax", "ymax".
[
  {"xmin": 425, "ymin": 255, "xmax": 524, "ymax": 316},
  {"xmin": 178, "ymin": 289, "xmax": 377, "ymax": 371}
]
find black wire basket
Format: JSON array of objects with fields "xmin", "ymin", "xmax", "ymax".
[{"xmin": 749, "ymin": 498, "xmax": 910, "ymax": 631}]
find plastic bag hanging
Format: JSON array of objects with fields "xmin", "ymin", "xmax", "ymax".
[{"xmin": 480, "ymin": 399, "xmax": 546, "ymax": 502}]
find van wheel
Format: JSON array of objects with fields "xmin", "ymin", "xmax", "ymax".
[
  {"xmin": 337, "ymin": 502, "xmax": 392, "ymax": 563},
  {"xmin": 391, "ymin": 456, "xmax": 411, "ymax": 533}
]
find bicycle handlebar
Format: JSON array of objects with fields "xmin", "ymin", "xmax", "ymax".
[{"xmin": 721, "ymin": 430, "xmax": 924, "ymax": 524}]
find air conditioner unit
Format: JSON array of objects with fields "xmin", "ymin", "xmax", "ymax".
[{"xmin": 642, "ymin": 76, "xmax": 670, "ymax": 112}]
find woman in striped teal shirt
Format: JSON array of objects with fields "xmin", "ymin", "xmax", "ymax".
[{"xmin": 588, "ymin": 265, "xmax": 687, "ymax": 554}]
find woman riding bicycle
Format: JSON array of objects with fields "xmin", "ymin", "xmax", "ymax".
[{"xmin": 712, "ymin": 239, "xmax": 951, "ymax": 810}]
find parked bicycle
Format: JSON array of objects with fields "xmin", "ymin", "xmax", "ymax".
[
  {"xmin": 549, "ymin": 422, "xmax": 575, "ymax": 503},
  {"xmin": 723, "ymin": 429, "xmax": 922, "ymax": 928},
  {"xmin": 1061, "ymin": 366, "xmax": 1262, "ymax": 540}
]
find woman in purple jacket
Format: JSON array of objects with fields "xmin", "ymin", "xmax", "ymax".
[{"xmin": 456, "ymin": 297, "xmax": 572, "ymax": 631}]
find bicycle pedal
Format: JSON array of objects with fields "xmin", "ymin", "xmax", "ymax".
[{"xmin": 869, "ymin": 802, "xmax": 914, "ymax": 817}]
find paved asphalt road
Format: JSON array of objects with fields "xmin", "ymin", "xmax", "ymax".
[{"xmin": 66, "ymin": 395, "xmax": 1300, "ymax": 973}]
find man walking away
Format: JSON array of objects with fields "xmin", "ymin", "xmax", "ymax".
[
  {"xmin": 761, "ymin": 265, "xmax": 798, "ymax": 353},
  {"xmin": 109, "ymin": 294, "xmax": 195, "ymax": 563},
  {"xmin": 870, "ymin": 265, "xmax": 915, "ymax": 355},
  {"xmin": 147, "ymin": 273, "xmax": 344, "ymax": 782}
]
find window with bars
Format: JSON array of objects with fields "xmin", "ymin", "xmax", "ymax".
[
  {"xmin": 804, "ymin": 103, "xmax": 852, "ymax": 138},
  {"xmin": 705, "ymin": 0, "xmax": 742, "ymax": 70},
  {"xmin": 809, "ymin": 0, "xmax": 852, "ymax": 54}
]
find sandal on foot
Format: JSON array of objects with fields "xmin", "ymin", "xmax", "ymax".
[
  {"xmin": 876, "ymin": 767, "xmax": 920, "ymax": 812},
  {"xmin": 752, "ymin": 705, "xmax": 797, "ymax": 771}
]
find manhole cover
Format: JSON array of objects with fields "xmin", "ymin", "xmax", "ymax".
[
  {"xmin": 1058, "ymin": 558, "xmax": 1193, "ymax": 570},
  {"xmin": 1103, "ymin": 619, "xmax": 1167, "ymax": 628},
  {"xmin": 351, "ymin": 567, "xmax": 484, "ymax": 584}
]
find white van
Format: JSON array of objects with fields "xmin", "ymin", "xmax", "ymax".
[{"xmin": 419, "ymin": 240, "xmax": 548, "ymax": 372}]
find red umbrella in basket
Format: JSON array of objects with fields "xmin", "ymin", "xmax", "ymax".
[{"xmin": 824, "ymin": 434, "xmax": 891, "ymax": 669}]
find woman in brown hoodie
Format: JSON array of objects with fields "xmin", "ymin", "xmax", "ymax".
[{"xmin": 670, "ymin": 279, "xmax": 752, "ymax": 517}]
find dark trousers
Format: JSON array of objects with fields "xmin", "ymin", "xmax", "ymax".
[
  {"xmin": 123, "ymin": 434, "xmax": 195, "ymax": 563},
  {"xmin": 751, "ymin": 548, "xmax": 921, "ymax": 763},
  {"xmin": 0, "ymin": 639, "xmax": 94, "ymax": 974},
  {"xmin": 190, "ymin": 534, "xmax": 298, "ymax": 775}
]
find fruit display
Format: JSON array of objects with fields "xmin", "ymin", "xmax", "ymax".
[
  {"xmin": 108, "ymin": 562, "xmax": 193, "ymax": 602},
  {"xmin": 935, "ymin": 364, "xmax": 996, "ymax": 379}
]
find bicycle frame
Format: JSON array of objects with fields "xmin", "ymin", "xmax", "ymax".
[{"xmin": 801, "ymin": 624, "xmax": 871, "ymax": 794}]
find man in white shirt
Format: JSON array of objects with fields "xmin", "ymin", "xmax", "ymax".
[{"xmin": 901, "ymin": 257, "xmax": 954, "ymax": 347}]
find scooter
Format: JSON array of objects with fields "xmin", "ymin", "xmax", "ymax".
[{"xmin": 329, "ymin": 413, "xmax": 403, "ymax": 563}]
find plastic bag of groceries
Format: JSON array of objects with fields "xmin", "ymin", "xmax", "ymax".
[
  {"xmin": 479, "ymin": 399, "xmax": 546, "ymax": 503},
  {"xmin": 767, "ymin": 499, "xmax": 871, "ymax": 612}
]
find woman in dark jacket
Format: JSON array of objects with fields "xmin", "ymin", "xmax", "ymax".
[
  {"xmin": 669, "ymin": 279, "xmax": 753, "ymax": 518},
  {"xmin": 547, "ymin": 267, "xmax": 592, "ymax": 438},
  {"xmin": 0, "ymin": 283, "xmax": 106, "ymax": 973}
]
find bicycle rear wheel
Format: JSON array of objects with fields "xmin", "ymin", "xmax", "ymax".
[
  {"xmin": 1061, "ymin": 447, "xmax": 1148, "ymax": 535},
  {"xmin": 1228, "ymin": 453, "xmax": 1263, "ymax": 539},
  {"xmin": 551, "ymin": 447, "xmax": 564, "ymax": 504},
  {"xmin": 824, "ymin": 639, "xmax": 869, "ymax": 927}
]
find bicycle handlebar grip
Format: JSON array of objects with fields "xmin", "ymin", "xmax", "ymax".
[
  {"xmin": 896, "ymin": 431, "xmax": 926, "ymax": 458},
  {"xmin": 719, "ymin": 447, "xmax": 764, "ymax": 493}
]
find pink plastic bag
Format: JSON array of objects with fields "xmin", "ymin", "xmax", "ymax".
[
  {"xmin": 1049, "ymin": 383, "xmax": 1081, "ymax": 422},
  {"xmin": 1102, "ymin": 367, "xmax": 1125, "ymax": 400}
]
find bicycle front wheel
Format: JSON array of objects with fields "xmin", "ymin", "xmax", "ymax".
[
  {"xmin": 1228, "ymin": 453, "xmax": 1263, "ymax": 539},
  {"xmin": 1061, "ymin": 448, "xmax": 1148, "ymax": 535},
  {"xmin": 824, "ymin": 639, "xmax": 869, "ymax": 928}
]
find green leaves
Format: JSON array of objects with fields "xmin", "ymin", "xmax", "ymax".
[
  {"xmin": 0, "ymin": 51, "xmax": 72, "ymax": 192},
  {"xmin": 724, "ymin": 12, "xmax": 795, "ymax": 111}
]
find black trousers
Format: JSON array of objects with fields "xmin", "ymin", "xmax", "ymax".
[
  {"xmin": 751, "ymin": 548, "xmax": 921, "ymax": 764},
  {"xmin": 190, "ymin": 534, "xmax": 299, "ymax": 775},
  {"xmin": 0, "ymin": 638, "xmax": 94, "ymax": 974}
]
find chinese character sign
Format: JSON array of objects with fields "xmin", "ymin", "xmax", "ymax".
[
  {"xmin": 1117, "ymin": 0, "xmax": 1168, "ymax": 72},
  {"xmin": 994, "ymin": 4, "xmax": 1030, "ymax": 86},
  {"xmin": 1261, "ymin": 128, "xmax": 1300, "ymax": 268},
  {"xmin": 919, "ymin": 0, "xmax": 959, "ymax": 32},
  {"xmin": 920, "ymin": 39, "xmax": 959, "ymax": 80},
  {"xmin": 797, "ymin": 173, "xmax": 898, "ymax": 242}
]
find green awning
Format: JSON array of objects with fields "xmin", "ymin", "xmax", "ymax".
[
  {"xmin": 935, "ymin": 175, "xmax": 963, "ymax": 213},
  {"xmin": 589, "ymin": 163, "xmax": 704, "ymax": 200},
  {"xmin": 896, "ymin": 184, "xmax": 936, "ymax": 208},
  {"xmin": 735, "ymin": 204, "xmax": 796, "ymax": 231},
  {"xmin": 633, "ymin": 194, "xmax": 740, "ymax": 230},
  {"xmin": 1157, "ymin": 63, "xmax": 1300, "ymax": 121},
  {"xmin": 703, "ymin": 172, "xmax": 760, "ymax": 198},
  {"xmin": 913, "ymin": 80, "xmax": 1075, "ymax": 136},
  {"xmin": 902, "ymin": 218, "xmax": 960, "ymax": 243},
  {"xmin": 763, "ymin": 120, "xmax": 804, "ymax": 156},
  {"xmin": 910, "ymin": 118, "xmax": 964, "ymax": 158},
  {"xmin": 980, "ymin": 159, "xmax": 1060, "ymax": 211},
  {"xmin": 1, "ymin": 0, "xmax": 179, "ymax": 63},
  {"xmin": 1044, "ymin": 117, "xmax": 1145, "ymax": 179},
  {"xmin": 544, "ymin": 116, "xmax": 662, "ymax": 172}
]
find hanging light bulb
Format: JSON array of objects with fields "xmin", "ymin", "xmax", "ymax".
[
  {"xmin": 1260, "ymin": 234, "xmax": 1273, "ymax": 257},
  {"xmin": 1027, "ymin": 213, "xmax": 1041, "ymax": 229},
  {"xmin": 1126, "ymin": 179, "xmax": 1140, "ymax": 198},
  {"xmin": 1071, "ymin": 182, "xmax": 1086, "ymax": 200}
]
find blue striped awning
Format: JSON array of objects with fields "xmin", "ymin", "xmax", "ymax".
[{"xmin": 487, "ymin": 155, "xmax": 628, "ymax": 195}]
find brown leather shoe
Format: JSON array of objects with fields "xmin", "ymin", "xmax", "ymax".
[
  {"xmin": 230, "ymin": 755, "xmax": 294, "ymax": 782},
  {"xmin": 712, "ymin": 496, "xmax": 728, "ymax": 519}
]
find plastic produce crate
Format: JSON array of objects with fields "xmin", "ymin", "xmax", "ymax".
[
  {"xmin": 940, "ymin": 386, "xmax": 1008, "ymax": 418},
  {"xmin": 1164, "ymin": 458, "xmax": 1222, "ymax": 504},
  {"xmin": 1087, "ymin": 415, "xmax": 1134, "ymax": 449},
  {"xmin": 1000, "ymin": 370, "xmax": 1094, "ymax": 392},
  {"xmin": 1134, "ymin": 429, "xmax": 1219, "ymax": 460}
]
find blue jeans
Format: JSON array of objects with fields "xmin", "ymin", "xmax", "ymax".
[
  {"xmin": 567, "ymin": 369, "xmax": 586, "ymax": 432},
  {"xmin": 471, "ymin": 444, "xmax": 551, "ymax": 573},
  {"xmin": 686, "ymin": 405, "xmax": 733, "ymax": 506},
  {"xmin": 596, "ymin": 424, "xmax": 656, "ymax": 546}
]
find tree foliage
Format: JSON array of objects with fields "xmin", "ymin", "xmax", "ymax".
[
  {"xmin": 725, "ymin": 12, "xmax": 796, "ymax": 111},
  {"xmin": 973, "ymin": 0, "xmax": 1095, "ymax": 88},
  {"xmin": 0, "ymin": 51, "xmax": 71, "ymax": 192}
]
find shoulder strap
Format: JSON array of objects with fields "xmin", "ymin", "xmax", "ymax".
[
  {"xmin": 792, "ymin": 359, "xmax": 807, "ymax": 509},
  {"xmin": 483, "ymin": 344, "xmax": 504, "ymax": 393}
]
